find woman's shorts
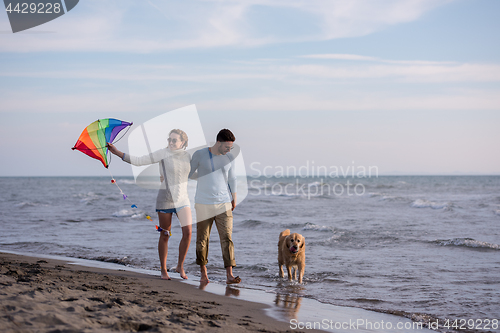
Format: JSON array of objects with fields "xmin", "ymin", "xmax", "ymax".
[{"xmin": 156, "ymin": 205, "xmax": 188, "ymax": 214}]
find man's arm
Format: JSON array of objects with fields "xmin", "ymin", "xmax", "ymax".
[
  {"xmin": 188, "ymin": 150, "xmax": 200, "ymax": 180},
  {"xmin": 227, "ymin": 155, "xmax": 237, "ymax": 210},
  {"xmin": 231, "ymin": 192, "xmax": 237, "ymax": 211}
]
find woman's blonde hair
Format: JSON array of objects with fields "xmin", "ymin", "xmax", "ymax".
[{"xmin": 169, "ymin": 129, "xmax": 188, "ymax": 149}]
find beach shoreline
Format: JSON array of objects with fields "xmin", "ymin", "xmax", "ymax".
[
  {"xmin": 0, "ymin": 251, "xmax": 441, "ymax": 333},
  {"xmin": 1, "ymin": 251, "xmax": 314, "ymax": 333}
]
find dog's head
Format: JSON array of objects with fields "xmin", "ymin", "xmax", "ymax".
[{"xmin": 286, "ymin": 233, "xmax": 305, "ymax": 254}]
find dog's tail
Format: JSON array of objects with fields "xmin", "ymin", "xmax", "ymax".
[{"xmin": 279, "ymin": 229, "xmax": 290, "ymax": 238}]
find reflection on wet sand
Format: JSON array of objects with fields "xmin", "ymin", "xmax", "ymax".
[
  {"xmin": 198, "ymin": 281, "xmax": 240, "ymax": 297},
  {"xmin": 274, "ymin": 293, "xmax": 302, "ymax": 320},
  {"xmin": 225, "ymin": 286, "xmax": 240, "ymax": 297}
]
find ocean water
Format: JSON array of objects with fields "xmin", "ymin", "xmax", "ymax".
[{"xmin": 1, "ymin": 176, "xmax": 499, "ymax": 330}]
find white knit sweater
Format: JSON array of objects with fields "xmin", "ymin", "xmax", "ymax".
[{"xmin": 123, "ymin": 148, "xmax": 191, "ymax": 210}]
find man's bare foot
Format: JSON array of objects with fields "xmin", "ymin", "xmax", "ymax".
[
  {"xmin": 175, "ymin": 266, "xmax": 188, "ymax": 279},
  {"xmin": 226, "ymin": 276, "xmax": 241, "ymax": 284},
  {"xmin": 161, "ymin": 270, "xmax": 171, "ymax": 280},
  {"xmin": 200, "ymin": 265, "xmax": 209, "ymax": 284}
]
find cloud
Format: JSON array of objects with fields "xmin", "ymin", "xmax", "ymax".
[
  {"xmin": 280, "ymin": 62, "xmax": 500, "ymax": 82},
  {"xmin": 197, "ymin": 89, "xmax": 500, "ymax": 112},
  {"xmin": 2, "ymin": 53, "xmax": 498, "ymax": 84},
  {"xmin": 0, "ymin": 65, "xmax": 273, "ymax": 82},
  {"xmin": 2, "ymin": 47, "xmax": 499, "ymax": 115},
  {"xmin": 0, "ymin": 88, "xmax": 195, "ymax": 113},
  {"xmin": 300, "ymin": 54, "xmax": 457, "ymax": 66},
  {"xmin": 0, "ymin": 0, "xmax": 455, "ymax": 52},
  {"xmin": 302, "ymin": 54, "xmax": 379, "ymax": 61}
]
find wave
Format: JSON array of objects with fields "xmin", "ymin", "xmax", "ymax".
[
  {"xmin": 82, "ymin": 255, "xmax": 132, "ymax": 266},
  {"xmin": 240, "ymin": 219, "xmax": 266, "ymax": 227},
  {"xmin": 307, "ymin": 181, "xmax": 329, "ymax": 187},
  {"xmin": 249, "ymin": 183, "xmax": 272, "ymax": 190},
  {"xmin": 14, "ymin": 201, "xmax": 47, "ymax": 208},
  {"xmin": 374, "ymin": 184, "xmax": 395, "ymax": 189},
  {"xmin": 111, "ymin": 209, "xmax": 145, "ymax": 218},
  {"xmin": 433, "ymin": 238, "xmax": 499, "ymax": 250},
  {"xmin": 64, "ymin": 218, "xmax": 84, "ymax": 223},
  {"xmin": 495, "ymin": 210, "xmax": 500, "ymax": 216},
  {"xmin": 313, "ymin": 194, "xmax": 336, "ymax": 200},
  {"xmin": 368, "ymin": 309, "xmax": 441, "ymax": 331},
  {"xmin": 117, "ymin": 179, "xmax": 135, "ymax": 185},
  {"xmin": 90, "ymin": 217, "xmax": 110, "ymax": 222},
  {"xmin": 271, "ymin": 192, "xmax": 299, "ymax": 197},
  {"xmin": 379, "ymin": 195, "xmax": 407, "ymax": 202},
  {"xmin": 350, "ymin": 298, "xmax": 385, "ymax": 304},
  {"xmin": 302, "ymin": 222, "xmax": 334, "ymax": 232},
  {"xmin": 411, "ymin": 199, "xmax": 452, "ymax": 210},
  {"xmin": 75, "ymin": 192, "xmax": 101, "ymax": 204},
  {"xmin": 366, "ymin": 192, "xmax": 408, "ymax": 202},
  {"xmin": 0, "ymin": 242, "xmax": 69, "ymax": 255},
  {"xmin": 240, "ymin": 264, "xmax": 269, "ymax": 272}
]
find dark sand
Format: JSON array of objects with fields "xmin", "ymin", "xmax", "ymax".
[{"xmin": 1, "ymin": 252, "xmax": 323, "ymax": 333}]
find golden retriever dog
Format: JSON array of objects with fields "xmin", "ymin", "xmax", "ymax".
[{"xmin": 278, "ymin": 229, "xmax": 305, "ymax": 283}]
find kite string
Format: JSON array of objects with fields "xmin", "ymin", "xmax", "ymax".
[
  {"xmin": 105, "ymin": 157, "xmax": 171, "ymax": 236},
  {"xmin": 106, "ymin": 168, "xmax": 154, "ymax": 223}
]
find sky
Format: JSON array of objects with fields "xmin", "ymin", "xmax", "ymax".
[{"xmin": 0, "ymin": 0, "xmax": 499, "ymax": 177}]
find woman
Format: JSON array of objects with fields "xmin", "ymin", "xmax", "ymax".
[{"xmin": 107, "ymin": 129, "xmax": 192, "ymax": 280}]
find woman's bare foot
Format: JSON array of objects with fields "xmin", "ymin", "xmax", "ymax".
[
  {"xmin": 175, "ymin": 265, "xmax": 188, "ymax": 279},
  {"xmin": 161, "ymin": 270, "xmax": 171, "ymax": 280}
]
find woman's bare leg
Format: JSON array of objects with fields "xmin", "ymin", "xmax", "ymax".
[
  {"xmin": 158, "ymin": 212, "xmax": 173, "ymax": 280},
  {"xmin": 175, "ymin": 207, "xmax": 192, "ymax": 279}
]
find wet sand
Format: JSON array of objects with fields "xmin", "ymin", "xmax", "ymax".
[{"xmin": 0, "ymin": 252, "xmax": 319, "ymax": 333}]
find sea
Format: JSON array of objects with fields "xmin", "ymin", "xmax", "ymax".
[{"xmin": 1, "ymin": 175, "xmax": 499, "ymax": 331}]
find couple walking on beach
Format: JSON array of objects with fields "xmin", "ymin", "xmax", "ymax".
[{"xmin": 107, "ymin": 129, "xmax": 240, "ymax": 285}]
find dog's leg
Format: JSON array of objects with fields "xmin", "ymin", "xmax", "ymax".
[
  {"xmin": 298, "ymin": 264, "xmax": 304, "ymax": 284},
  {"xmin": 279, "ymin": 263, "xmax": 284, "ymax": 278},
  {"xmin": 286, "ymin": 266, "xmax": 292, "ymax": 281},
  {"xmin": 293, "ymin": 267, "xmax": 297, "ymax": 280}
]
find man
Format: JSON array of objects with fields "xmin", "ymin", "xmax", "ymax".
[{"xmin": 189, "ymin": 129, "xmax": 239, "ymax": 284}]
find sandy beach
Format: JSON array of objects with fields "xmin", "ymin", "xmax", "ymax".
[{"xmin": 0, "ymin": 252, "xmax": 315, "ymax": 333}]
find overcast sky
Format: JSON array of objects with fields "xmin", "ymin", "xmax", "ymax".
[{"xmin": 0, "ymin": 0, "xmax": 499, "ymax": 176}]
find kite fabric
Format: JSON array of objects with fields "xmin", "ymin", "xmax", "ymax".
[{"xmin": 72, "ymin": 118, "xmax": 132, "ymax": 168}]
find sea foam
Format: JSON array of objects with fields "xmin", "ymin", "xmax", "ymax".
[
  {"xmin": 411, "ymin": 199, "xmax": 451, "ymax": 210},
  {"xmin": 434, "ymin": 238, "xmax": 499, "ymax": 250}
]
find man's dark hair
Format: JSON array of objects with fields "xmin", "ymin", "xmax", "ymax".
[{"xmin": 216, "ymin": 129, "xmax": 235, "ymax": 142}]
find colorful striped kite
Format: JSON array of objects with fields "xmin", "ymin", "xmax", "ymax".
[
  {"xmin": 72, "ymin": 118, "xmax": 132, "ymax": 168},
  {"xmin": 71, "ymin": 118, "xmax": 158, "ymax": 226}
]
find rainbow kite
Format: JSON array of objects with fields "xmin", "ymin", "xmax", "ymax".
[
  {"xmin": 71, "ymin": 118, "xmax": 161, "ymax": 228},
  {"xmin": 72, "ymin": 118, "xmax": 132, "ymax": 168}
]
